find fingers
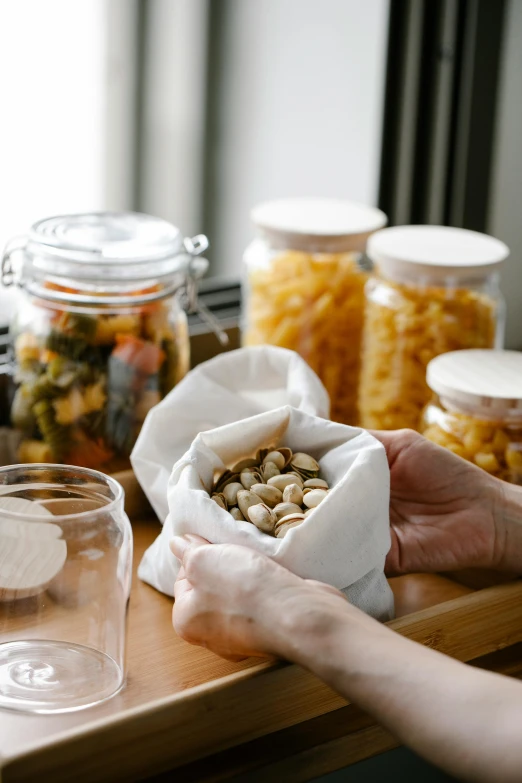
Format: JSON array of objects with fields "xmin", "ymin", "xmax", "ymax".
[{"xmin": 170, "ymin": 534, "xmax": 210, "ymax": 562}]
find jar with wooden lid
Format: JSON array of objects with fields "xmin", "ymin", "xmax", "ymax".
[
  {"xmin": 242, "ymin": 198, "xmax": 387, "ymax": 425},
  {"xmin": 421, "ymin": 350, "xmax": 522, "ymax": 484},
  {"xmin": 358, "ymin": 225, "xmax": 508, "ymax": 431},
  {"xmin": 2, "ymin": 212, "xmax": 209, "ymax": 471}
]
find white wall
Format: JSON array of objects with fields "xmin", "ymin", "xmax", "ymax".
[
  {"xmin": 489, "ymin": 0, "xmax": 522, "ymax": 349},
  {"xmin": 209, "ymin": 0, "xmax": 390, "ymax": 277}
]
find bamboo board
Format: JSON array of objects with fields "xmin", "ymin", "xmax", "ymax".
[{"xmin": 0, "ymin": 470, "xmax": 520, "ymax": 783}]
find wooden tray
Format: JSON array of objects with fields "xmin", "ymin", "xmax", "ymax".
[{"xmin": 0, "ymin": 470, "xmax": 521, "ymax": 783}]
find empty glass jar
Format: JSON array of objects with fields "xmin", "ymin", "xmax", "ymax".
[
  {"xmin": 0, "ymin": 464, "xmax": 132, "ymax": 713},
  {"xmin": 2, "ymin": 212, "xmax": 209, "ymax": 471},
  {"xmin": 242, "ymin": 198, "xmax": 387, "ymax": 425},
  {"xmin": 421, "ymin": 350, "xmax": 522, "ymax": 484},
  {"xmin": 359, "ymin": 225, "xmax": 508, "ymax": 431}
]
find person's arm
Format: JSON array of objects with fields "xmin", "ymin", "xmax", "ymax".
[
  {"xmin": 171, "ymin": 536, "xmax": 522, "ymax": 783},
  {"xmin": 288, "ymin": 599, "xmax": 522, "ymax": 783}
]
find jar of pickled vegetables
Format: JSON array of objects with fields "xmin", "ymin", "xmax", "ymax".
[
  {"xmin": 358, "ymin": 225, "xmax": 508, "ymax": 431},
  {"xmin": 2, "ymin": 212, "xmax": 209, "ymax": 470},
  {"xmin": 242, "ymin": 198, "xmax": 387, "ymax": 425},
  {"xmin": 421, "ymin": 350, "xmax": 522, "ymax": 484}
]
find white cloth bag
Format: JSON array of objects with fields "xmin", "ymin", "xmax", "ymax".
[{"xmin": 132, "ymin": 347, "xmax": 394, "ymax": 621}]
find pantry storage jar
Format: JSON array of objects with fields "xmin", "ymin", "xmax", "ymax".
[
  {"xmin": 421, "ymin": 350, "xmax": 522, "ymax": 484},
  {"xmin": 2, "ymin": 212, "xmax": 209, "ymax": 470},
  {"xmin": 358, "ymin": 225, "xmax": 508, "ymax": 431},
  {"xmin": 242, "ymin": 198, "xmax": 387, "ymax": 425}
]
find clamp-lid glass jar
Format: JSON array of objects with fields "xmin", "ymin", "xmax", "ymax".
[
  {"xmin": 358, "ymin": 225, "xmax": 508, "ymax": 431},
  {"xmin": 2, "ymin": 212, "xmax": 208, "ymax": 471},
  {"xmin": 421, "ymin": 350, "xmax": 522, "ymax": 484},
  {"xmin": 242, "ymin": 198, "xmax": 387, "ymax": 425}
]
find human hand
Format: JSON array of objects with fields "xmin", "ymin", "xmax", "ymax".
[
  {"xmin": 371, "ymin": 429, "xmax": 506, "ymax": 575},
  {"xmin": 170, "ymin": 534, "xmax": 347, "ymax": 661}
]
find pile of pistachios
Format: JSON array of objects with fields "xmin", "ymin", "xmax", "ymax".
[{"xmin": 210, "ymin": 447, "xmax": 329, "ymax": 538}]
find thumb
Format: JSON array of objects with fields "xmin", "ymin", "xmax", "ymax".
[{"xmin": 169, "ymin": 534, "xmax": 210, "ymax": 563}]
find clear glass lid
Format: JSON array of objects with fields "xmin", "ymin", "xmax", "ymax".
[{"xmin": 1, "ymin": 212, "xmax": 209, "ymax": 304}]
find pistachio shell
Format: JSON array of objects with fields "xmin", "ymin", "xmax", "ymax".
[
  {"xmin": 214, "ymin": 473, "xmax": 240, "ymax": 493},
  {"xmin": 256, "ymin": 447, "xmax": 270, "ymax": 464},
  {"xmin": 277, "ymin": 447, "xmax": 293, "ymax": 468},
  {"xmin": 267, "ymin": 474, "xmax": 303, "ymax": 492},
  {"xmin": 273, "ymin": 502, "xmax": 303, "ymax": 520},
  {"xmin": 237, "ymin": 490, "xmax": 264, "ymax": 520},
  {"xmin": 302, "ymin": 489, "xmax": 328, "ymax": 508},
  {"xmin": 282, "ymin": 483, "xmax": 303, "ymax": 506},
  {"xmin": 290, "ymin": 452, "xmax": 320, "ymax": 479},
  {"xmin": 232, "ymin": 457, "xmax": 258, "ymax": 473},
  {"xmin": 211, "ymin": 493, "xmax": 227, "ymax": 510},
  {"xmin": 250, "ymin": 483, "xmax": 283, "ymax": 508},
  {"xmin": 230, "ymin": 507, "xmax": 246, "ymax": 522},
  {"xmin": 248, "ymin": 503, "xmax": 277, "ymax": 534},
  {"xmin": 281, "ymin": 471, "xmax": 305, "ymax": 484},
  {"xmin": 303, "ymin": 478, "xmax": 329, "ymax": 490},
  {"xmin": 263, "ymin": 451, "xmax": 285, "ymax": 470},
  {"xmin": 222, "ymin": 482, "xmax": 244, "ymax": 506},
  {"xmin": 274, "ymin": 514, "xmax": 305, "ymax": 538},
  {"xmin": 213, "ymin": 470, "xmax": 232, "ymax": 492},
  {"xmin": 240, "ymin": 469, "xmax": 263, "ymax": 490},
  {"xmin": 261, "ymin": 461, "xmax": 280, "ymax": 481}
]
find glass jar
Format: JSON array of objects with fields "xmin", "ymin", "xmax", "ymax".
[
  {"xmin": 421, "ymin": 350, "xmax": 522, "ymax": 484},
  {"xmin": 0, "ymin": 464, "xmax": 132, "ymax": 713},
  {"xmin": 242, "ymin": 198, "xmax": 387, "ymax": 425},
  {"xmin": 2, "ymin": 212, "xmax": 209, "ymax": 471},
  {"xmin": 358, "ymin": 225, "xmax": 508, "ymax": 431}
]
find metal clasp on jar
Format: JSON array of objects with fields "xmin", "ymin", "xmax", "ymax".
[
  {"xmin": 183, "ymin": 234, "xmax": 229, "ymax": 346},
  {"xmin": 1, "ymin": 237, "xmax": 27, "ymax": 287}
]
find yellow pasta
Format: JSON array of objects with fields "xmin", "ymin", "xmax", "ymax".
[
  {"xmin": 244, "ymin": 250, "xmax": 367, "ymax": 425},
  {"xmin": 359, "ymin": 279, "xmax": 497, "ymax": 431},
  {"xmin": 421, "ymin": 403, "xmax": 522, "ymax": 484}
]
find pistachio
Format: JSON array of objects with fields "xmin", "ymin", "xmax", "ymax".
[
  {"xmin": 267, "ymin": 474, "xmax": 303, "ymax": 492},
  {"xmin": 274, "ymin": 513, "xmax": 306, "ymax": 538},
  {"xmin": 230, "ymin": 507, "xmax": 246, "ymax": 522},
  {"xmin": 303, "ymin": 478, "xmax": 329, "ymax": 490},
  {"xmin": 248, "ymin": 503, "xmax": 277, "ymax": 534},
  {"xmin": 302, "ymin": 488, "xmax": 328, "ymax": 508},
  {"xmin": 222, "ymin": 482, "xmax": 244, "ymax": 506},
  {"xmin": 260, "ymin": 461, "xmax": 280, "ymax": 481},
  {"xmin": 256, "ymin": 447, "xmax": 271, "ymax": 464},
  {"xmin": 290, "ymin": 452, "xmax": 320, "ymax": 479},
  {"xmin": 277, "ymin": 447, "xmax": 293, "ymax": 468},
  {"xmin": 263, "ymin": 450, "xmax": 285, "ymax": 470},
  {"xmin": 240, "ymin": 469, "xmax": 263, "ymax": 490},
  {"xmin": 250, "ymin": 483, "xmax": 283, "ymax": 508},
  {"xmin": 282, "ymin": 483, "xmax": 303, "ymax": 506},
  {"xmin": 237, "ymin": 490, "xmax": 264, "ymax": 520},
  {"xmin": 211, "ymin": 493, "xmax": 227, "ymax": 510},
  {"xmin": 273, "ymin": 502, "xmax": 303, "ymax": 520},
  {"xmin": 232, "ymin": 457, "xmax": 258, "ymax": 473}
]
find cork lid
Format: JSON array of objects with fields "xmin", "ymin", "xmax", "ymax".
[
  {"xmin": 251, "ymin": 198, "xmax": 387, "ymax": 253},
  {"xmin": 427, "ymin": 350, "xmax": 522, "ymax": 418},
  {"xmin": 367, "ymin": 225, "xmax": 509, "ymax": 283}
]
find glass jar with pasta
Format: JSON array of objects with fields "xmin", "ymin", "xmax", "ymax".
[
  {"xmin": 421, "ymin": 350, "xmax": 522, "ymax": 484},
  {"xmin": 242, "ymin": 198, "xmax": 387, "ymax": 425},
  {"xmin": 358, "ymin": 225, "xmax": 508, "ymax": 431},
  {"xmin": 2, "ymin": 212, "xmax": 209, "ymax": 471}
]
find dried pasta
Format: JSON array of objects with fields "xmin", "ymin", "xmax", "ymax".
[
  {"xmin": 244, "ymin": 250, "xmax": 367, "ymax": 425},
  {"xmin": 358, "ymin": 279, "xmax": 497, "ymax": 431}
]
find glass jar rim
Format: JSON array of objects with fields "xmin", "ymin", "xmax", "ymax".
[
  {"xmin": 1, "ymin": 212, "xmax": 209, "ymax": 305},
  {"xmin": 0, "ymin": 463, "xmax": 124, "ymax": 522}
]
